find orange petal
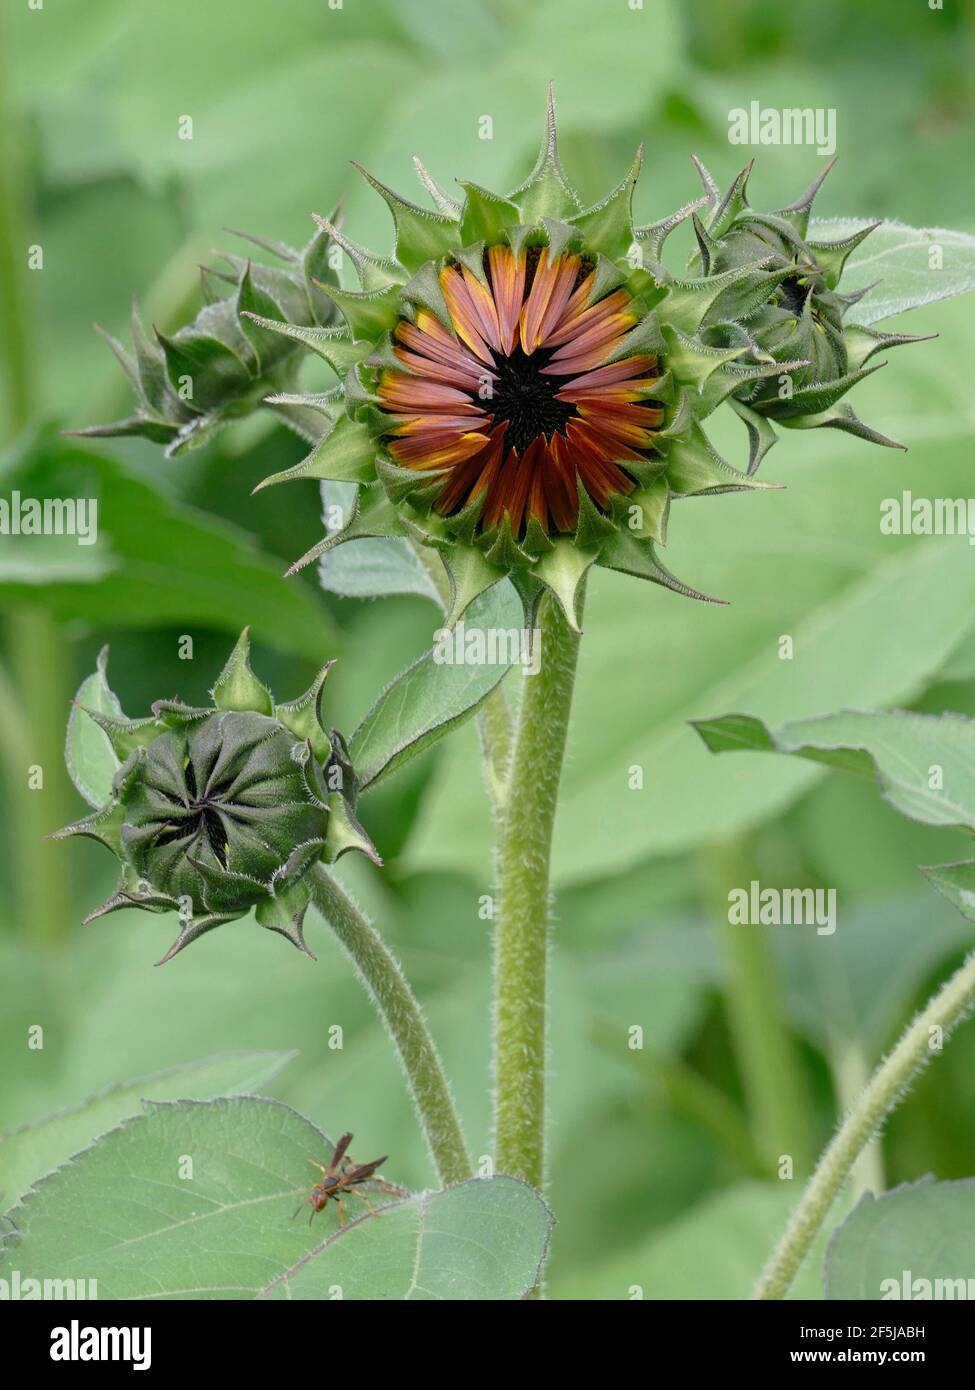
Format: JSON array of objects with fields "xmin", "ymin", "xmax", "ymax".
[{"xmin": 488, "ymin": 246, "xmax": 527, "ymax": 354}]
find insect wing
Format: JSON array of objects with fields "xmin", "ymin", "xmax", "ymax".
[
  {"xmin": 331, "ymin": 1131, "xmax": 354, "ymax": 1169},
  {"xmin": 344, "ymin": 1155, "xmax": 388, "ymax": 1185}
]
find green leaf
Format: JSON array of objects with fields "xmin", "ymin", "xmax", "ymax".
[
  {"xmin": 155, "ymin": 327, "xmax": 251, "ymax": 412},
  {"xmin": 691, "ymin": 709, "xmax": 975, "ymax": 833},
  {"xmin": 318, "ymin": 482, "xmax": 442, "ymax": 604},
  {"xmin": 825, "ymin": 1178, "xmax": 975, "ymax": 1300},
  {"xmin": 321, "ymin": 538, "xmax": 443, "ymax": 603},
  {"xmin": 810, "ymin": 218, "xmax": 975, "ymax": 325},
  {"xmin": 693, "ymin": 707, "xmax": 975, "ymax": 925},
  {"xmin": 262, "ymin": 1176, "xmax": 553, "ymax": 1300},
  {"xmin": 0, "ymin": 1053, "xmax": 291, "ymax": 1215},
  {"xmin": 0, "ymin": 1097, "xmax": 342, "ymax": 1299},
  {"xmin": 349, "ymin": 581, "xmax": 521, "ymax": 789},
  {"xmin": 0, "ymin": 1097, "xmax": 551, "ymax": 1301},
  {"xmin": 0, "ymin": 433, "xmax": 336, "ymax": 662},
  {"xmin": 569, "ymin": 147, "xmax": 643, "ymax": 262},
  {"xmin": 65, "ymin": 646, "xmax": 122, "ymax": 808},
  {"xmin": 919, "ymin": 860, "xmax": 975, "ymax": 924}
]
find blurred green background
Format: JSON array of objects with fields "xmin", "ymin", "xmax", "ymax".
[{"xmin": 2, "ymin": 0, "xmax": 975, "ymax": 1298}]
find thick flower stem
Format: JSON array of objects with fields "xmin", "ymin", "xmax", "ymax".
[
  {"xmin": 308, "ymin": 863, "xmax": 472, "ymax": 1188},
  {"xmin": 754, "ymin": 947, "xmax": 975, "ymax": 1300},
  {"xmin": 493, "ymin": 588, "xmax": 583, "ymax": 1189}
]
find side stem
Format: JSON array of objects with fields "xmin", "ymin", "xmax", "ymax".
[
  {"xmin": 493, "ymin": 589, "xmax": 583, "ymax": 1188},
  {"xmin": 308, "ymin": 863, "xmax": 472, "ymax": 1188},
  {"xmin": 754, "ymin": 947, "xmax": 975, "ymax": 1299}
]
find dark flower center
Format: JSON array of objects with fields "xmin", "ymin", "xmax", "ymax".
[
  {"xmin": 154, "ymin": 757, "xmax": 232, "ymax": 867},
  {"xmin": 778, "ymin": 275, "xmax": 810, "ymax": 315},
  {"xmin": 487, "ymin": 343, "xmax": 577, "ymax": 453}
]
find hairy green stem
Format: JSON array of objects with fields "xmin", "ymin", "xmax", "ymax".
[
  {"xmin": 827, "ymin": 1035, "xmax": 885, "ymax": 1200},
  {"xmin": 493, "ymin": 588, "xmax": 583, "ymax": 1188},
  {"xmin": 308, "ymin": 863, "xmax": 471, "ymax": 1187},
  {"xmin": 754, "ymin": 947, "xmax": 975, "ymax": 1299}
]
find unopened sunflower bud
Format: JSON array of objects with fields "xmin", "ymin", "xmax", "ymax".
[
  {"xmin": 69, "ymin": 214, "xmax": 345, "ymax": 457},
  {"xmin": 684, "ymin": 156, "xmax": 931, "ymax": 447},
  {"xmin": 52, "ymin": 632, "xmax": 378, "ymax": 964}
]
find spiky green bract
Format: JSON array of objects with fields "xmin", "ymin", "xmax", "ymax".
[
  {"xmin": 51, "ymin": 631, "xmax": 378, "ymax": 964},
  {"xmin": 684, "ymin": 156, "xmax": 931, "ymax": 448},
  {"xmin": 71, "ymin": 216, "xmax": 345, "ymax": 457}
]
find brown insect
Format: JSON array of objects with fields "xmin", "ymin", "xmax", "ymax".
[{"xmin": 293, "ymin": 1131, "xmax": 400, "ymax": 1226}]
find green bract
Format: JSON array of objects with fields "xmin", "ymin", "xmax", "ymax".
[
  {"xmin": 72, "ymin": 217, "xmax": 344, "ymax": 456},
  {"xmin": 84, "ymin": 89, "xmax": 930, "ymax": 632},
  {"xmin": 53, "ymin": 632, "xmax": 377, "ymax": 963},
  {"xmin": 685, "ymin": 156, "xmax": 930, "ymax": 445}
]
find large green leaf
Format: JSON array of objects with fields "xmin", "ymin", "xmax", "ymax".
[
  {"xmin": 825, "ymin": 1178, "xmax": 975, "ymax": 1300},
  {"xmin": 0, "ymin": 1098, "xmax": 341, "ymax": 1299},
  {"xmin": 692, "ymin": 709, "xmax": 975, "ymax": 832},
  {"xmin": 263, "ymin": 1176, "xmax": 553, "ymax": 1300},
  {"xmin": 350, "ymin": 581, "xmax": 520, "ymax": 789},
  {"xmin": 693, "ymin": 707, "xmax": 975, "ymax": 922},
  {"xmin": 0, "ymin": 1097, "xmax": 551, "ymax": 1300},
  {"xmin": 810, "ymin": 218, "xmax": 975, "ymax": 326},
  {"xmin": 0, "ymin": 433, "xmax": 335, "ymax": 661},
  {"xmin": 0, "ymin": 1053, "xmax": 292, "ymax": 1216}
]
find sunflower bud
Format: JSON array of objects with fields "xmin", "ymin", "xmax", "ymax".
[
  {"xmin": 683, "ymin": 157, "xmax": 931, "ymax": 447},
  {"xmin": 70, "ymin": 216, "xmax": 344, "ymax": 457},
  {"xmin": 52, "ymin": 633, "xmax": 378, "ymax": 963}
]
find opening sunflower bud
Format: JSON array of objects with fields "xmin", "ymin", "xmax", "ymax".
[
  {"xmin": 50, "ymin": 631, "xmax": 378, "ymax": 964},
  {"xmin": 377, "ymin": 246, "xmax": 666, "ymax": 542},
  {"xmin": 245, "ymin": 86, "xmax": 931, "ymax": 630}
]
